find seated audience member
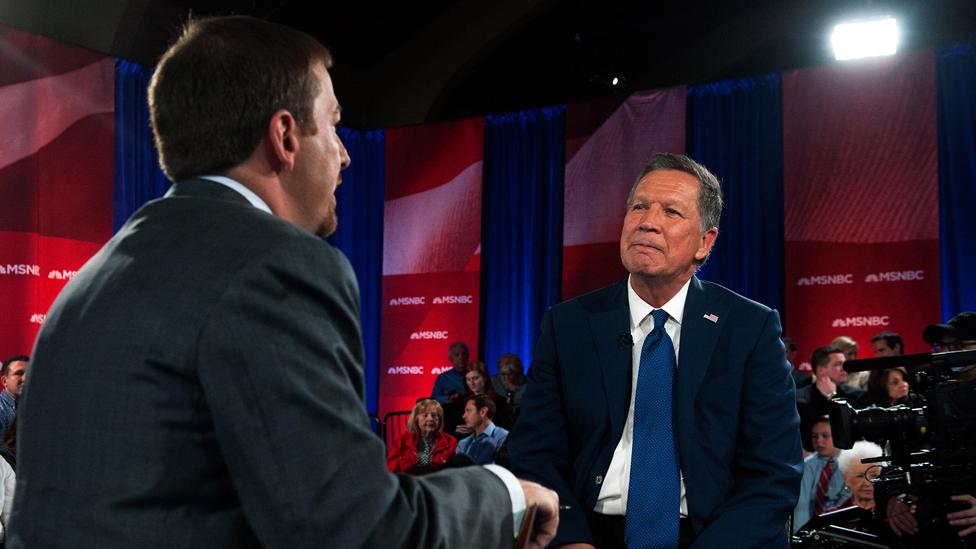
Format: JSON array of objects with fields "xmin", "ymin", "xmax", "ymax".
[
  {"xmin": 794, "ymin": 416, "xmax": 849, "ymax": 533},
  {"xmin": 923, "ymin": 312, "xmax": 976, "ymax": 379},
  {"xmin": 430, "ymin": 341, "xmax": 469, "ymax": 405},
  {"xmin": 835, "ymin": 440, "xmax": 884, "ymax": 512},
  {"xmin": 387, "ymin": 399, "xmax": 457, "ymax": 475},
  {"xmin": 460, "ymin": 361, "xmax": 513, "ymax": 431},
  {"xmin": 456, "ymin": 395, "xmax": 508, "ymax": 465},
  {"xmin": 832, "ymin": 336, "xmax": 867, "ymax": 389},
  {"xmin": 784, "ymin": 336, "xmax": 812, "ymax": 389},
  {"xmin": 0, "ymin": 355, "xmax": 28, "ymax": 438},
  {"xmin": 864, "ymin": 367, "xmax": 911, "ymax": 408},
  {"xmin": 797, "ymin": 346, "xmax": 866, "ymax": 451},
  {"xmin": 490, "ymin": 354, "xmax": 527, "ymax": 415},
  {"xmin": 871, "ymin": 332, "xmax": 903, "ymax": 357}
]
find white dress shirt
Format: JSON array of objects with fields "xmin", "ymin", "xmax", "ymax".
[{"xmin": 594, "ymin": 275, "xmax": 690, "ymax": 517}]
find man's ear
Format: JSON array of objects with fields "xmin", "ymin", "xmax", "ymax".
[{"xmin": 267, "ymin": 109, "xmax": 300, "ymax": 172}]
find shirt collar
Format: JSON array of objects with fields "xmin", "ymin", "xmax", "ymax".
[
  {"xmin": 479, "ymin": 421, "xmax": 497, "ymax": 439},
  {"xmin": 627, "ymin": 275, "xmax": 691, "ymax": 329},
  {"xmin": 198, "ymin": 175, "xmax": 272, "ymax": 215}
]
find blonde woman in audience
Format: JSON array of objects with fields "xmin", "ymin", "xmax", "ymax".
[{"xmin": 387, "ymin": 399, "xmax": 457, "ymax": 475}]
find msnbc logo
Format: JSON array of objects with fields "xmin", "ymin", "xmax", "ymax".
[
  {"xmin": 832, "ymin": 316, "xmax": 890, "ymax": 328},
  {"xmin": 796, "ymin": 274, "xmax": 854, "ymax": 286}
]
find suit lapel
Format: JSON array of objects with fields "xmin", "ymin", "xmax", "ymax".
[
  {"xmin": 589, "ymin": 280, "xmax": 633, "ymax": 444},
  {"xmin": 677, "ymin": 276, "xmax": 727, "ymax": 434}
]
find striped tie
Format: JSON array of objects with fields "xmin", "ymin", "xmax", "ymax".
[{"xmin": 814, "ymin": 458, "xmax": 833, "ymax": 515}]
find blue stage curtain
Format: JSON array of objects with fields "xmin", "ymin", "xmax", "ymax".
[
  {"xmin": 481, "ymin": 107, "xmax": 565, "ymax": 374},
  {"xmin": 687, "ymin": 74, "xmax": 785, "ymax": 317},
  {"xmin": 328, "ymin": 127, "xmax": 385, "ymax": 414},
  {"xmin": 936, "ymin": 42, "xmax": 976, "ymax": 319},
  {"xmin": 114, "ymin": 59, "xmax": 170, "ymax": 232}
]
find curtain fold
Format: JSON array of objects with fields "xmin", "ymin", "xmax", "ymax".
[
  {"xmin": 687, "ymin": 74, "xmax": 786, "ymax": 317},
  {"xmin": 936, "ymin": 42, "xmax": 976, "ymax": 319},
  {"xmin": 480, "ymin": 107, "xmax": 565, "ymax": 373},
  {"xmin": 114, "ymin": 59, "xmax": 170, "ymax": 231}
]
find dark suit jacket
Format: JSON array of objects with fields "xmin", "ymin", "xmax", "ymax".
[
  {"xmin": 509, "ymin": 277, "xmax": 803, "ymax": 547},
  {"xmin": 9, "ymin": 180, "xmax": 513, "ymax": 548},
  {"xmin": 795, "ymin": 383, "xmax": 866, "ymax": 452}
]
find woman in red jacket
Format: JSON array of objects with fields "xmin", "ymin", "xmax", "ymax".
[{"xmin": 387, "ymin": 399, "xmax": 457, "ymax": 474}]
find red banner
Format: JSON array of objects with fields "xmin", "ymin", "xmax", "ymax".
[
  {"xmin": 380, "ymin": 118, "xmax": 483, "ymax": 417},
  {"xmin": 0, "ymin": 26, "xmax": 114, "ymax": 357},
  {"xmin": 561, "ymin": 88, "xmax": 686, "ymax": 300},
  {"xmin": 783, "ymin": 50, "xmax": 939, "ymax": 367}
]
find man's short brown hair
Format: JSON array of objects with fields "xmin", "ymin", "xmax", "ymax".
[
  {"xmin": 467, "ymin": 394, "xmax": 496, "ymax": 420},
  {"xmin": 149, "ymin": 16, "xmax": 332, "ymax": 181}
]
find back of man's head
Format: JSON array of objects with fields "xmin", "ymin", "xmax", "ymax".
[
  {"xmin": 1, "ymin": 355, "xmax": 28, "ymax": 378},
  {"xmin": 149, "ymin": 16, "xmax": 332, "ymax": 182}
]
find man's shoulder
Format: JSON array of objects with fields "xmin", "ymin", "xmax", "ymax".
[
  {"xmin": 694, "ymin": 277, "xmax": 773, "ymax": 316},
  {"xmin": 549, "ymin": 279, "xmax": 627, "ymax": 316}
]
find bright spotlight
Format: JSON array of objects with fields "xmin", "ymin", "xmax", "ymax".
[{"xmin": 831, "ymin": 17, "xmax": 899, "ymax": 61}]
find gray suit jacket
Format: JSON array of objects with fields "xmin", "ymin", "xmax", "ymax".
[{"xmin": 9, "ymin": 179, "xmax": 513, "ymax": 548}]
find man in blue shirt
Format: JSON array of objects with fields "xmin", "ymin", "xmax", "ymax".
[
  {"xmin": 430, "ymin": 342, "xmax": 469, "ymax": 405},
  {"xmin": 793, "ymin": 415, "xmax": 848, "ymax": 532},
  {"xmin": 456, "ymin": 395, "xmax": 508, "ymax": 465},
  {"xmin": 0, "ymin": 355, "xmax": 28, "ymax": 437}
]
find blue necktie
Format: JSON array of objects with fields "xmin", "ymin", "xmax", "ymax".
[{"xmin": 625, "ymin": 309, "xmax": 680, "ymax": 549}]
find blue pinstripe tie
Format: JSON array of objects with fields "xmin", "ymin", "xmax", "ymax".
[{"xmin": 625, "ymin": 309, "xmax": 680, "ymax": 549}]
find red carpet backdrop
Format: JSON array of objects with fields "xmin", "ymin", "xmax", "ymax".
[
  {"xmin": 561, "ymin": 87, "xmax": 686, "ymax": 300},
  {"xmin": 0, "ymin": 25, "xmax": 114, "ymax": 357},
  {"xmin": 380, "ymin": 118, "xmax": 484, "ymax": 416},
  {"xmin": 783, "ymin": 50, "xmax": 939, "ymax": 365}
]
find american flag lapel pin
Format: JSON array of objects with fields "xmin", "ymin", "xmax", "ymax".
[{"xmin": 703, "ymin": 313, "xmax": 719, "ymax": 323}]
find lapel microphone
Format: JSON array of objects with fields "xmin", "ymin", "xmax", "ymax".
[{"xmin": 617, "ymin": 334, "xmax": 634, "ymax": 348}]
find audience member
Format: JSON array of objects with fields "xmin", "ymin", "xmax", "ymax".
[
  {"xmin": 460, "ymin": 361, "xmax": 513, "ymax": 431},
  {"xmin": 832, "ymin": 336, "xmax": 866, "ymax": 389},
  {"xmin": 797, "ymin": 346, "xmax": 866, "ymax": 452},
  {"xmin": 430, "ymin": 342, "xmax": 469, "ymax": 405},
  {"xmin": 835, "ymin": 440, "xmax": 884, "ymax": 512},
  {"xmin": 456, "ymin": 395, "xmax": 508, "ymax": 465},
  {"xmin": 864, "ymin": 367, "xmax": 911, "ymax": 408},
  {"xmin": 793, "ymin": 416, "xmax": 848, "ymax": 533},
  {"xmin": 0, "ymin": 356, "xmax": 27, "ymax": 438},
  {"xmin": 871, "ymin": 332, "xmax": 903, "ymax": 357},
  {"xmin": 784, "ymin": 337, "xmax": 812, "ymax": 389},
  {"xmin": 491, "ymin": 353, "xmax": 527, "ymax": 415},
  {"xmin": 387, "ymin": 399, "xmax": 457, "ymax": 475}
]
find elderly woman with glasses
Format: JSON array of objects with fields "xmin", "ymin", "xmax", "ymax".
[{"xmin": 386, "ymin": 399, "xmax": 457, "ymax": 475}]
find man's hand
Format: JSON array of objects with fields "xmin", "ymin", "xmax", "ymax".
[
  {"xmin": 815, "ymin": 375, "xmax": 837, "ymax": 399},
  {"xmin": 885, "ymin": 496, "xmax": 918, "ymax": 537},
  {"xmin": 948, "ymin": 494, "xmax": 976, "ymax": 537},
  {"xmin": 447, "ymin": 390, "xmax": 461, "ymax": 403},
  {"xmin": 518, "ymin": 480, "xmax": 559, "ymax": 549}
]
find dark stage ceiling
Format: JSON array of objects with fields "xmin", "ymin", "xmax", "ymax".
[{"xmin": 2, "ymin": 0, "xmax": 975, "ymax": 128}]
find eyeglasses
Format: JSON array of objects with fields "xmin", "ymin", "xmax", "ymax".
[{"xmin": 853, "ymin": 465, "xmax": 882, "ymax": 482}]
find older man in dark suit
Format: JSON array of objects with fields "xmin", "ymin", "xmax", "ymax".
[
  {"xmin": 9, "ymin": 16, "xmax": 557, "ymax": 548},
  {"xmin": 509, "ymin": 153, "xmax": 802, "ymax": 548}
]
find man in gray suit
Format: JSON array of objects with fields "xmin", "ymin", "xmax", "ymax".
[{"xmin": 9, "ymin": 16, "xmax": 557, "ymax": 548}]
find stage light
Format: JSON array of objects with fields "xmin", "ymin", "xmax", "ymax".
[
  {"xmin": 611, "ymin": 76, "xmax": 619, "ymax": 86},
  {"xmin": 831, "ymin": 17, "xmax": 899, "ymax": 60}
]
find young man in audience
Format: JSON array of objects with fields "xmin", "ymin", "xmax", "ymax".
[
  {"xmin": 796, "ymin": 346, "xmax": 866, "ymax": 452},
  {"xmin": 456, "ymin": 395, "xmax": 508, "ymax": 465},
  {"xmin": 793, "ymin": 416, "xmax": 848, "ymax": 532}
]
